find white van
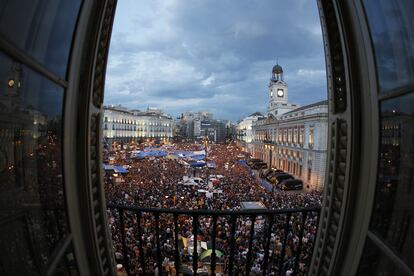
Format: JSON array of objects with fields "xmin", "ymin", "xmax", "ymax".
[{"xmin": 178, "ymin": 177, "xmax": 205, "ymax": 187}]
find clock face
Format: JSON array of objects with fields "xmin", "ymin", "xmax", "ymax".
[{"xmin": 277, "ymin": 89, "xmax": 284, "ymax": 97}]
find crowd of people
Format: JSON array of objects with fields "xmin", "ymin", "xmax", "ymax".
[{"xmin": 104, "ymin": 141, "xmax": 321, "ymax": 275}]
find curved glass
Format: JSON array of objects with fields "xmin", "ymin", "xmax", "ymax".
[
  {"xmin": 363, "ymin": 0, "xmax": 414, "ymax": 92},
  {"xmin": 0, "ymin": 0, "xmax": 81, "ymax": 78},
  {"xmin": 0, "ymin": 52, "xmax": 70, "ymax": 275},
  {"xmin": 369, "ymin": 93, "xmax": 414, "ymax": 270},
  {"xmin": 0, "ymin": 0, "xmax": 85, "ymax": 271}
]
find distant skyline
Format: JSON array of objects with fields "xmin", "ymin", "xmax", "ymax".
[{"xmin": 104, "ymin": 0, "xmax": 327, "ymax": 122}]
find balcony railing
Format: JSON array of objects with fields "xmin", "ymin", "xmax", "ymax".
[{"xmin": 107, "ymin": 204, "xmax": 320, "ymax": 275}]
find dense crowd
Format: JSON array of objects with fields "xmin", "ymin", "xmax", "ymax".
[{"xmin": 104, "ymin": 142, "xmax": 321, "ymax": 275}]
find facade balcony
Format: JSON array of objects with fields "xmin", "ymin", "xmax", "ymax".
[{"xmin": 107, "ymin": 203, "xmax": 321, "ymax": 275}]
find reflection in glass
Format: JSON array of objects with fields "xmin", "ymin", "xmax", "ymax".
[
  {"xmin": 0, "ymin": 53, "xmax": 69, "ymax": 274},
  {"xmin": 53, "ymin": 243, "xmax": 79, "ymax": 276},
  {"xmin": 0, "ymin": 0, "xmax": 81, "ymax": 77},
  {"xmin": 369, "ymin": 93, "xmax": 414, "ymax": 270},
  {"xmin": 357, "ymin": 238, "xmax": 407, "ymax": 276},
  {"xmin": 363, "ymin": 0, "xmax": 414, "ymax": 92}
]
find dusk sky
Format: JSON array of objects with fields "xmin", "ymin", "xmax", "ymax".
[{"xmin": 104, "ymin": 0, "xmax": 327, "ymax": 122}]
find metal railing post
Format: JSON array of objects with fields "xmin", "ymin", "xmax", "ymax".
[
  {"xmin": 278, "ymin": 213, "xmax": 291, "ymax": 276},
  {"xmin": 174, "ymin": 213, "xmax": 180, "ymax": 274},
  {"xmin": 293, "ymin": 211, "xmax": 308, "ymax": 276},
  {"xmin": 135, "ymin": 211, "xmax": 146, "ymax": 274},
  {"xmin": 246, "ymin": 215, "xmax": 257, "ymax": 275},
  {"xmin": 154, "ymin": 213, "xmax": 162, "ymax": 274},
  {"xmin": 211, "ymin": 215, "xmax": 218, "ymax": 275},
  {"xmin": 118, "ymin": 208, "xmax": 130, "ymax": 275},
  {"xmin": 228, "ymin": 215, "xmax": 237, "ymax": 276},
  {"xmin": 262, "ymin": 214, "xmax": 274, "ymax": 275},
  {"xmin": 192, "ymin": 214, "xmax": 199, "ymax": 275}
]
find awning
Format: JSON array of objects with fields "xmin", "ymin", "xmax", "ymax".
[
  {"xmin": 199, "ymin": 249, "xmax": 223, "ymax": 260},
  {"xmin": 207, "ymin": 162, "xmax": 217, "ymax": 168},
  {"xmin": 103, "ymin": 164, "xmax": 114, "ymax": 171},
  {"xmin": 113, "ymin": 166, "xmax": 128, "ymax": 174},
  {"xmin": 190, "ymin": 161, "xmax": 206, "ymax": 167}
]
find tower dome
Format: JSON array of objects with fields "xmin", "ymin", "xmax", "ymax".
[
  {"xmin": 272, "ymin": 64, "xmax": 283, "ymax": 74},
  {"xmin": 271, "ymin": 63, "xmax": 284, "ymax": 81}
]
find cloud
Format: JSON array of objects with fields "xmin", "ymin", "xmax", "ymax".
[
  {"xmin": 104, "ymin": 0, "xmax": 327, "ymax": 121},
  {"xmin": 201, "ymin": 74, "xmax": 215, "ymax": 87}
]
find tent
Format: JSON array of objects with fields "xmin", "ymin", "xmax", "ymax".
[
  {"xmin": 103, "ymin": 164, "xmax": 114, "ymax": 171},
  {"xmin": 199, "ymin": 249, "xmax": 223, "ymax": 260},
  {"xmin": 211, "ymin": 179, "xmax": 220, "ymax": 185},
  {"xmin": 113, "ymin": 166, "xmax": 128, "ymax": 174},
  {"xmin": 190, "ymin": 161, "xmax": 206, "ymax": 167},
  {"xmin": 166, "ymin": 154, "xmax": 178, "ymax": 160},
  {"xmin": 178, "ymin": 160, "xmax": 190, "ymax": 166},
  {"xmin": 193, "ymin": 150, "xmax": 206, "ymax": 155},
  {"xmin": 133, "ymin": 149, "xmax": 167, "ymax": 158},
  {"xmin": 133, "ymin": 152, "xmax": 147, "ymax": 159},
  {"xmin": 238, "ymin": 160, "xmax": 247, "ymax": 165},
  {"xmin": 207, "ymin": 162, "xmax": 217, "ymax": 168},
  {"xmin": 190, "ymin": 154, "xmax": 205, "ymax": 161}
]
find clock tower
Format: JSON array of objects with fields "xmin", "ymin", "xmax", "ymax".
[{"xmin": 267, "ymin": 63, "xmax": 298, "ymax": 117}]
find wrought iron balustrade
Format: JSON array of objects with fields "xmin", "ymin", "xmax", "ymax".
[{"xmin": 107, "ymin": 204, "xmax": 320, "ymax": 275}]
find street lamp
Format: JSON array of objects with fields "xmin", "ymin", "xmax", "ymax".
[
  {"xmin": 203, "ymin": 136, "xmax": 209, "ymax": 162},
  {"xmin": 269, "ymin": 145, "xmax": 272, "ymax": 168},
  {"xmin": 264, "ymin": 143, "xmax": 273, "ymax": 169}
]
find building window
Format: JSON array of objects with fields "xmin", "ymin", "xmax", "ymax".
[
  {"xmin": 299, "ymin": 127, "xmax": 304, "ymax": 145},
  {"xmin": 293, "ymin": 128, "xmax": 298, "ymax": 144},
  {"xmin": 308, "ymin": 168, "xmax": 312, "ymax": 181},
  {"xmin": 309, "ymin": 128, "xmax": 314, "ymax": 148}
]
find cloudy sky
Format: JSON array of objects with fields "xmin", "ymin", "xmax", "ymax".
[{"xmin": 104, "ymin": 0, "xmax": 327, "ymax": 121}]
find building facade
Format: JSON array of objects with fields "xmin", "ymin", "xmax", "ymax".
[
  {"xmin": 175, "ymin": 111, "xmax": 228, "ymax": 143},
  {"xmin": 103, "ymin": 105, "xmax": 173, "ymax": 143},
  {"xmin": 252, "ymin": 101, "xmax": 328, "ymax": 190},
  {"xmin": 251, "ymin": 64, "xmax": 328, "ymax": 191},
  {"xmin": 236, "ymin": 112, "xmax": 265, "ymax": 152},
  {"xmin": 200, "ymin": 119, "xmax": 227, "ymax": 143}
]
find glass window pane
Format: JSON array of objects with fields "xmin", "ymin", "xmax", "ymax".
[
  {"xmin": 363, "ymin": 0, "xmax": 414, "ymax": 92},
  {"xmin": 52, "ymin": 243, "xmax": 79, "ymax": 276},
  {"xmin": 0, "ymin": 53, "xmax": 69, "ymax": 274},
  {"xmin": 369, "ymin": 92, "xmax": 414, "ymax": 270},
  {"xmin": 357, "ymin": 238, "xmax": 411, "ymax": 276},
  {"xmin": 0, "ymin": 0, "xmax": 81, "ymax": 77}
]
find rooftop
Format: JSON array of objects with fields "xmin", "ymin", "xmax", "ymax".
[{"xmin": 283, "ymin": 100, "xmax": 328, "ymax": 115}]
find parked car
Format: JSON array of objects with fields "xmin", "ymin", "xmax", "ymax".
[
  {"xmin": 263, "ymin": 169, "xmax": 284, "ymax": 179},
  {"xmin": 271, "ymin": 173, "xmax": 294, "ymax": 185},
  {"xmin": 278, "ymin": 179, "xmax": 304, "ymax": 190},
  {"xmin": 247, "ymin": 158, "xmax": 263, "ymax": 167},
  {"xmin": 252, "ymin": 162, "xmax": 268, "ymax": 170}
]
